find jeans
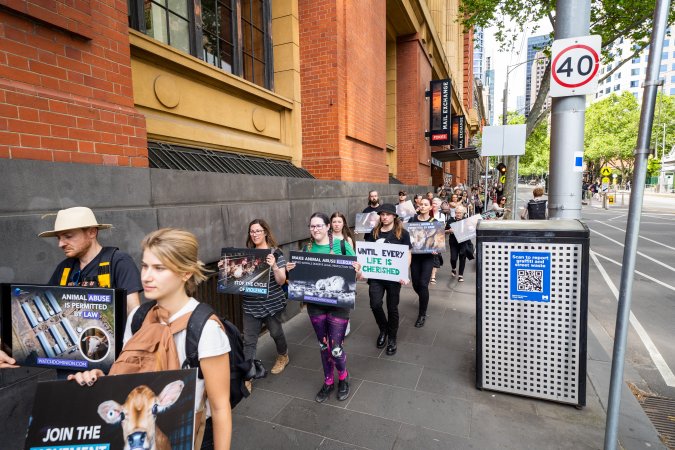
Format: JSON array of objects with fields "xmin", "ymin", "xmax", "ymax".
[
  {"xmin": 411, "ymin": 255, "xmax": 434, "ymax": 316},
  {"xmin": 242, "ymin": 312, "xmax": 288, "ymax": 361},
  {"xmin": 368, "ymin": 280, "xmax": 401, "ymax": 339}
]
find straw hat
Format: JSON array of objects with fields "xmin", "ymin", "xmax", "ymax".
[{"xmin": 38, "ymin": 207, "xmax": 112, "ymax": 238}]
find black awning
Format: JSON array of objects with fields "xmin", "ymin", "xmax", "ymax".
[
  {"xmin": 431, "ymin": 147, "xmax": 480, "ymax": 162},
  {"xmin": 148, "ymin": 141, "xmax": 314, "ymax": 178}
]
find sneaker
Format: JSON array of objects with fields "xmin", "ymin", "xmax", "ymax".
[
  {"xmin": 458, "ymin": 276, "xmax": 464, "ymax": 282},
  {"xmin": 414, "ymin": 315, "xmax": 426, "ymax": 328},
  {"xmin": 271, "ymin": 353, "xmax": 290, "ymax": 374},
  {"xmin": 451, "ymin": 269, "xmax": 457, "ymax": 277},
  {"xmin": 337, "ymin": 376, "xmax": 350, "ymax": 401},
  {"xmin": 430, "ymin": 278, "xmax": 436, "ymax": 284},
  {"xmin": 315, "ymin": 383, "xmax": 334, "ymax": 403}
]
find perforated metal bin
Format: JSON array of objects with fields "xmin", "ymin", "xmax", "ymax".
[{"xmin": 476, "ymin": 219, "xmax": 589, "ymax": 407}]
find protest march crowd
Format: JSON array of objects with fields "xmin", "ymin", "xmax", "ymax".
[{"xmin": 0, "ymin": 184, "xmax": 515, "ymax": 450}]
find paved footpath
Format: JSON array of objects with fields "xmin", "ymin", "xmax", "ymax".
[{"xmin": 231, "ymin": 262, "xmax": 666, "ymax": 449}]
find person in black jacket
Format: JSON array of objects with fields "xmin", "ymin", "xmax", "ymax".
[
  {"xmin": 446, "ymin": 205, "xmax": 471, "ymax": 282},
  {"xmin": 365, "ymin": 204, "xmax": 411, "ymax": 356}
]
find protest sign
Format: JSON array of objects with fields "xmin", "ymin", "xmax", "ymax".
[
  {"xmin": 1, "ymin": 284, "xmax": 124, "ymax": 372},
  {"xmin": 449, "ymin": 214, "xmax": 482, "ymax": 243},
  {"xmin": 217, "ymin": 248, "xmax": 271, "ymax": 297},
  {"xmin": 395, "ymin": 201, "xmax": 416, "ymax": 222},
  {"xmin": 24, "ymin": 369, "xmax": 197, "ymax": 450},
  {"xmin": 404, "ymin": 222, "xmax": 446, "ymax": 253},
  {"xmin": 355, "ymin": 241, "xmax": 409, "ymax": 282},
  {"xmin": 288, "ymin": 252, "xmax": 357, "ymax": 309},
  {"xmin": 354, "ymin": 212, "xmax": 380, "ymax": 234}
]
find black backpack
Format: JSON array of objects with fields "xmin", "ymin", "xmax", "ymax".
[
  {"xmin": 130, "ymin": 301, "xmax": 251, "ymax": 409},
  {"xmin": 527, "ymin": 199, "xmax": 547, "ymax": 220}
]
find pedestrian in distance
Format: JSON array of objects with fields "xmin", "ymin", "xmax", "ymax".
[
  {"xmin": 226, "ymin": 219, "xmax": 290, "ymax": 393},
  {"xmin": 286, "ymin": 213, "xmax": 362, "ymax": 403},
  {"xmin": 365, "ymin": 204, "xmax": 412, "ymax": 356},
  {"xmin": 40, "ymin": 206, "xmax": 142, "ymax": 314},
  {"xmin": 413, "ymin": 194, "xmax": 423, "ymax": 213},
  {"xmin": 492, "ymin": 196, "xmax": 510, "ymax": 219},
  {"xmin": 521, "ymin": 187, "xmax": 548, "ymax": 220},
  {"xmin": 363, "ymin": 190, "xmax": 380, "ymax": 213},
  {"xmin": 68, "ymin": 228, "xmax": 232, "ymax": 450},
  {"xmin": 408, "ymin": 198, "xmax": 438, "ymax": 328},
  {"xmin": 429, "ymin": 197, "xmax": 448, "ymax": 284},
  {"xmin": 398, "ymin": 190, "xmax": 408, "ymax": 204},
  {"xmin": 447, "ymin": 205, "xmax": 471, "ymax": 282}
]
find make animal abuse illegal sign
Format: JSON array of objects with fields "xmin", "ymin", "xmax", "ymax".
[{"xmin": 356, "ymin": 241, "xmax": 410, "ymax": 282}]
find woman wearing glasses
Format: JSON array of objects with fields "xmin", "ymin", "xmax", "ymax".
[
  {"xmin": 492, "ymin": 196, "xmax": 510, "ymax": 219},
  {"xmin": 286, "ymin": 213, "xmax": 361, "ymax": 403},
  {"xmin": 220, "ymin": 219, "xmax": 289, "ymax": 392}
]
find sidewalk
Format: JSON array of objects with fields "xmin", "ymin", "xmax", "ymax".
[{"xmin": 230, "ymin": 263, "xmax": 666, "ymax": 449}]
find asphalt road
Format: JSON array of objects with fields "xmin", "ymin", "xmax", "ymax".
[{"xmin": 516, "ymin": 184, "xmax": 675, "ymax": 399}]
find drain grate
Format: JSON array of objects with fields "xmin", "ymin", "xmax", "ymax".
[{"xmin": 641, "ymin": 396, "xmax": 675, "ymax": 449}]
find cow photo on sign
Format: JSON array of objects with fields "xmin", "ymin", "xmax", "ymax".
[
  {"xmin": 217, "ymin": 248, "xmax": 271, "ymax": 297},
  {"xmin": 354, "ymin": 212, "xmax": 380, "ymax": 234},
  {"xmin": 404, "ymin": 222, "xmax": 446, "ymax": 254},
  {"xmin": 395, "ymin": 200, "xmax": 417, "ymax": 223},
  {"xmin": 1, "ymin": 284, "xmax": 123, "ymax": 373},
  {"xmin": 287, "ymin": 252, "xmax": 357, "ymax": 309},
  {"xmin": 23, "ymin": 369, "xmax": 197, "ymax": 450}
]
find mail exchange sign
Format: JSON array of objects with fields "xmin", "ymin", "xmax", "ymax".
[{"xmin": 429, "ymin": 79, "xmax": 451, "ymax": 146}]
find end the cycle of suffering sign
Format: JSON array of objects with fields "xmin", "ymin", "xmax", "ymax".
[{"xmin": 509, "ymin": 252, "xmax": 551, "ymax": 302}]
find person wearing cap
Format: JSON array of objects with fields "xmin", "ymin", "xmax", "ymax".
[
  {"xmin": 40, "ymin": 207, "xmax": 142, "ymax": 314},
  {"xmin": 364, "ymin": 204, "xmax": 411, "ymax": 356},
  {"xmin": 397, "ymin": 191, "xmax": 407, "ymax": 204}
]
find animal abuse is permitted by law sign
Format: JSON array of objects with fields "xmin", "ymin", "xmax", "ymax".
[
  {"xmin": 24, "ymin": 369, "xmax": 197, "ymax": 450},
  {"xmin": 288, "ymin": 251, "xmax": 357, "ymax": 309}
]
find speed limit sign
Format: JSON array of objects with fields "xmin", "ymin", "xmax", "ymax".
[{"xmin": 550, "ymin": 35, "xmax": 602, "ymax": 97}]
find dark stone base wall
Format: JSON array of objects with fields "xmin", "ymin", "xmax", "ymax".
[{"xmin": 0, "ymin": 157, "xmax": 430, "ymax": 301}]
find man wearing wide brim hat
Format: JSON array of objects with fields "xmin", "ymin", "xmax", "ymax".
[
  {"xmin": 363, "ymin": 203, "xmax": 412, "ymax": 356},
  {"xmin": 40, "ymin": 207, "xmax": 142, "ymax": 314}
]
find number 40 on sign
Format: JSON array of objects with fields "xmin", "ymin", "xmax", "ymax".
[{"xmin": 550, "ymin": 35, "xmax": 602, "ymax": 98}]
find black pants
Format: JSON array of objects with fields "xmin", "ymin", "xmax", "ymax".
[
  {"xmin": 410, "ymin": 255, "xmax": 433, "ymax": 316},
  {"xmin": 200, "ymin": 418, "xmax": 214, "ymax": 449},
  {"xmin": 368, "ymin": 280, "xmax": 401, "ymax": 339},
  {"xmin": 450, "ymin": 243, "xmax": 466, "ymax": 276}
]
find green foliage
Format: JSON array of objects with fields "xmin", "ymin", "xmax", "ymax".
[
  {"xmin": 651, "ymin": 93, "xmax": 675, "ymax": 156},
  {"xmin": 519, "ymin": 118, "xmax": 550, "ymax": 176},
  {"xmin": 584, "ymin": 92, "xmax": 639, "ymax": 176},
  {"xmin": 647, "ymin": 156, "xmax": 662, "ymax": 178}
]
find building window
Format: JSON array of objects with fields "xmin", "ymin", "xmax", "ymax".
[
  {"xmin": 613, "ymin": 84, "xmax": 620, "ymax": 91},
  {"xmin": 605, "ymin": 87, "xmax": 610, "ymax": 94},
  {"xmin": 130, "ymin": 0, "xmax": 273, "ymax": 89},
  {"xmin": 660, "ymin": 64, "xmax": 667, "ymax": 73},
  {"xmin": 664, "ymin": 40, "xmax": 669, "ymax": 47},
  {"xmin": 614, "ymin": 72, "xmax": 621, "ymax": 80},
  {"xmin": 671, "ymin": 88, "xmax": 675, "ymax": 95},
  {"xmin": 633, "ymin": 92, "xmax": 639, "ymax": 99},
  {"xmin": 631, "ymin": 68, "xmax": 640, "ymax": 76},
  {"xmin": 630, "ymin": 80, "xmax": 639, "ymax": 88},
  {"xmin": 632, "ymin": 56, "xmax": 640, "ymax": 64}
]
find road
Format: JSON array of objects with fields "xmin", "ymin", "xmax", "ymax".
[{"xmin": 517, "ymin": 184, "xmax": 675, "ymax": 399}]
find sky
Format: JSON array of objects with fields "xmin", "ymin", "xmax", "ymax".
[{"xmin": 484, "ymin": 19, "xmax": 554, "ymax": 124}]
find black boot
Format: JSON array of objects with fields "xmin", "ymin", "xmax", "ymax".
[
  {"xmin": 337, "ymin": 376, "xmax": 350, "ymax": 401},
  {"xmin": 414, "ymin": 315, "xmax": 426, "ymax": 328},
  {"xmin": 376, "ymin": 331, "xmax": 387, "ymax": 348},
  {"xmin": 315, "ymin": 383, "xmax": 334, "ymax": 403},
  {"xmin": 386, "ymin": 338, "xmax": 397, "ymax": 355}
]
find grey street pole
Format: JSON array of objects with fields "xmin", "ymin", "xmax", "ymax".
[
  {"xmin": 548, "ymin": 0, "xmax": 590, "ymax": 220},
  {"xmin": 604, "ymin": 0, "xmax": 671, "ymax": 448}
]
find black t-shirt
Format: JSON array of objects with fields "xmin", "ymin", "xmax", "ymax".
[
  {"xmin": 362, "ymin": 205, "xmax": 379, "ymax": 213},
  {"xmin": 48, "ymin": 249, "xmax": 143, "ymax": 294},
  {"xmin": 365, "ymin": 228, "xmax": 412, "ymax": 248}
]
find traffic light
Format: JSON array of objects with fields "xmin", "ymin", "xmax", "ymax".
[{"xmin": 496, "ymin": 162, "xmax": 507, "ymax": 174}]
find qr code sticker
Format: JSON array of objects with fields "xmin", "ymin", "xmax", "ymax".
[{"xmin": 517, "ymin": 269, "xmax": 543, "ymax": 292}]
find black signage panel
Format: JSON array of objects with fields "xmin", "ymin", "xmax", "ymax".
[
  {"xmin": 429, "ymin": 79, "xmax": 451, "ymax": 146},
  {"xmin": 452, "ymin": 115, "xmax": 466, "ymax": 149}
]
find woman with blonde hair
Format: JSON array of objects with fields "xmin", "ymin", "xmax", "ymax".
[{"xmin": 69, "ymin": 228, "xmax": 232, "ymax": 450}]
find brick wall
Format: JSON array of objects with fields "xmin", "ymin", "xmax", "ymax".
[
  {"xmin": 396, "ymin": 35, "xmax": 432, "ymax": 186},
  {"xmin": 0, "ymin": 1, "xmax": 147, "ymax": 166},
  {"xmin": 299, "ymin": 0, "xmax": 388, "ymax": 182}
]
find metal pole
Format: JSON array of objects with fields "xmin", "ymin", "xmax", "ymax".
[
  {"xmin": 485, "ymin": 157, "xmax": 489, "ymax": 210},
  {"xmin": 513, "ymin": 155, "xmax": 519, "ymax": 219},
  {"xmin": 603, "ymin": 0, "xmax": 671, "ymax": 448},
  {"xmin": 548, "ymin": 0, "xmax": 590, "ymax": 220}
]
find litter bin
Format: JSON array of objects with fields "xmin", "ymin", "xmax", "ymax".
[{"xmin": 476, "ymin": 219, "xmax": 589, "ymax": 407}]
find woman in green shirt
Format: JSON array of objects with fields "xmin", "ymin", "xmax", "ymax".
[{"xmin": 286, "ymin": 212, "xmax": 362, "ymax": 403}]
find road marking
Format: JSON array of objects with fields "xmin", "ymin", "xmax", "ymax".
[
  {"xmin": 591, "ymin": 250, "xmax": 675, "ymax": 293},
  {"xmin": 588, "ymin": 227, "xmax": 675, "ymax": 273},
  {"xmin": 607, "ymin": 214, "xmax": 626, "ymax": 222},
  {"xmin": 642, "ymin": 214, "xmax": 675, "ymax": 222},
  {"xmin": 590, "ymin": 251, "xmax": 675, "ymax": 387},
  {"xmin": 594, "ymin": 221, "xmax": 675, "ymax": 251}
]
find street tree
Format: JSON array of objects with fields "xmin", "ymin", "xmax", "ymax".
[
  {"xmin": 584, "ymin": 92, "xmax": 639, "ymax": 180},
  {"xmin": 460, "ymin": 0, "xmax": 675, "ymax": 138}
]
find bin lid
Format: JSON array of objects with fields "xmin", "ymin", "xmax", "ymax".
[{"xmin": 477, "ymin": 219, "xmax": 589, "ymax": 238}]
